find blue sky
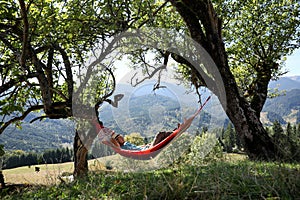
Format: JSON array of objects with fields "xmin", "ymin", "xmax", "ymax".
[{"xmin": 285, "ymin": 49, "xmax": 300, "ymax": 76}]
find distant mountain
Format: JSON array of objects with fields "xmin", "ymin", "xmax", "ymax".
[
  {"xmin": 262, "ymin": 89, "xmax": 300, "ymax": 125},
  {"xmin": 262, "ymin": 76, "xmax": 300, "ymax": 125},
  {"xmin": 269, "ymin": 76, "xmax": 300, "ymax": 91},
  {"xmin": 99, "ymin": 93, "xmax": 217, "ymax": 138}
]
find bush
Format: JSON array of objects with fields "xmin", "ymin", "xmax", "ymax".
[{"xmin": 183, "ymin": 133, "xmax": 223, "ymax": 166}]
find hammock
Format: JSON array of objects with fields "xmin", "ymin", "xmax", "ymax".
[{"xmin": 95, "ymin": 96, "xmax": 211, "ymax": 160}]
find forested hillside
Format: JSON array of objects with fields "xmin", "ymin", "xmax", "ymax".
[
  {"xmin": 263, "ymin": 89, "xmax": 300, "ymax": 124},
  {"xmin": 0, "ymin": 115, "xmax": 74, "ymax": 152},
  {"xmin": 261, "ymin": 76, "xmax": 300, "ymax": 125}
]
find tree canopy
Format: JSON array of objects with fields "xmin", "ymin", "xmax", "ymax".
[{"xmin": 0, "ymin": 0, "xmax": 167, "ymax": 132}]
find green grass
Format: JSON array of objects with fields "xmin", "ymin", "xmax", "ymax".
[{"xmin": 1, "ymin": 158, "xmax": 299, "ymax": 199}]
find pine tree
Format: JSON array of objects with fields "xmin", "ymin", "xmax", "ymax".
[
  {"xmin": 223, "ymin": 123, "xmax": 235, "ymax": 153},
  {"xmin": 292, "ymin": 125, "xmax": 297, "ymax": 138},
  {"xmin": 272, "ymin": 120, "xmax": 284, "ymax": 135},
  {"xmin": 286, "ymin": 122, "xmax": 293, "ymax": 137}
]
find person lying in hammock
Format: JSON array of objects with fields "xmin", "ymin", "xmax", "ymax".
[{"xmin": 110, "ymin": 124, "xmax": 180, "ymax": 151}]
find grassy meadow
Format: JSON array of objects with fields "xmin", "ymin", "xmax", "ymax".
[{"xmin": 1, "ymin": 154, "xmax": 300, "ymax": 199}]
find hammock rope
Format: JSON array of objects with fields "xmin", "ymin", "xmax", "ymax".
[{"xmin": 95, "ymin": 95, "xmax": 211, "ymax": 160}]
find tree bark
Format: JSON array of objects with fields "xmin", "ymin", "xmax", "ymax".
[
  {"xmin": 73, "ymin": 130, "xmax": 89, "ymax": 177},
  {"xmin": 225, "ymin": 87, "xmax": 276, "ymax": 160}
]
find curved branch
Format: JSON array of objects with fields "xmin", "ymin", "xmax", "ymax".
[
  {"xmin": 29, "ymin": 115, "xmax": 49, "ymax": 123},
  {"xmin": 95, "ymin": 65, "xmax": 116, "ymax": 109},
  {"xmin": 49, "ymin": 87, "xmax": 68, "ymax": 101},
  {"xmin": 0, "ymin": 105, "xmax": 44, "ymax": 134},
  {"xmin": 131, "ymin": 64, "xmax": 167, "ymax": 87}
]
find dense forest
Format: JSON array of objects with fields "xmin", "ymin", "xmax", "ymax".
[{"xmin": 1, "ymin": 147, "xmax": 73, "ymax": 169}]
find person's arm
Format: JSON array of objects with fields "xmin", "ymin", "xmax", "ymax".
[{"xmin": 110, "ymin": 137, "xmax": 121, "ymax": 147}]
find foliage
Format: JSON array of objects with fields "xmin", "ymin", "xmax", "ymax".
[
  {"xmin": 269, "ymin": 121, "xmax": 300, "ymax": 161},
  {"xmin": 218, "ymin": 0, "xmax": 300, "ymax": 94},
  {"xmin": 222, "ymin": 123, "xmax": 235, "ymax": 153},
  {"xmin": 185, "ymin": 133, "xmax": 223, "ymax": 165},
  {"xmin": 1, "ymin": 159, "xmax": 300, "ymax": 199},
  {"xmin": 124, "ymin": 132, "xmax": 145, "ymax": 146},
  {"xmin": 0, "ymin": 0, "xmax": 165, "ymax": 132}
]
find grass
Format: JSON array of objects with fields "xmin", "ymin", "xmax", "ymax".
[
  {"xmin": 1, "ymin": 154, "xmax": 300, "ymax": 199},
  {"xmin": 3, "ymin": 162, "xmax": 74, "ymax": 185},
  {"xmin": 2, "ymin": 157, "xmax": 113, "ymax": 185}
]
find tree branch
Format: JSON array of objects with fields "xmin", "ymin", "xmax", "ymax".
[
  {"xmin": 131, "ymin": 64, "xmax": 167, "ymax": 87},
  {"xmin": 53, "ymin": 44, "xmax": 73, "ymax": 104},
  {"xmin": 0, "ymin": 73, "xmax": 37, "ymax": 94},
  {"xmin": 0, "ymin": 34, "xmax": 19, "ymax": 54},
  {"xmin": 18, "ymin": 0, "xmax": 30, "ymax": 71},
  {"xmin": 0, "ymin": 105, "xmax": 44, "ymax": 134}
]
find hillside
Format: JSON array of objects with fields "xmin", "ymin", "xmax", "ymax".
[
  {"xmin": 261, "ymin": 76, "xmax": 300, "ymax": 125},
  {"xmin": 268, "ymin": 76, "xmax": 300, "ymax": 91},
  {"xmin": 0, "ymin": 115, "xmax": 74, "ymax": 152},
  {"xmin": 262, "ymin": 89, "xmax": 300, "ymax": 125},
  {"xmin": 0, "ymin": 76, "xmax": 299, "ymax": 152}
]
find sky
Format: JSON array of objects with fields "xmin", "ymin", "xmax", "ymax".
[{"xmin": 285, "ymin": 49, "xmax": 300, "ymax": 76}]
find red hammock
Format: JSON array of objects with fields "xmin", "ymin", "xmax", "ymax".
[{"xmin": 95, "ymin": 96, "xmax": 211, "ymax": 160}]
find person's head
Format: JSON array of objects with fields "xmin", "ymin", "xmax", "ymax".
[{"xmin": 113, "ymin": 134, "xmax": 125, "ymax": 146}]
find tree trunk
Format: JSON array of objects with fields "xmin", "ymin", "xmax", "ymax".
[
  {"xmin": 73, "ymin": 120, "xmax": 99, "ymax": 177},
  {"xmin": 73, "ymin": 130, "xmax": 88, "ymax": 177},
  {"xmin": 225, "ymin": 91, "xmax": 276, "ymax": 160}
]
